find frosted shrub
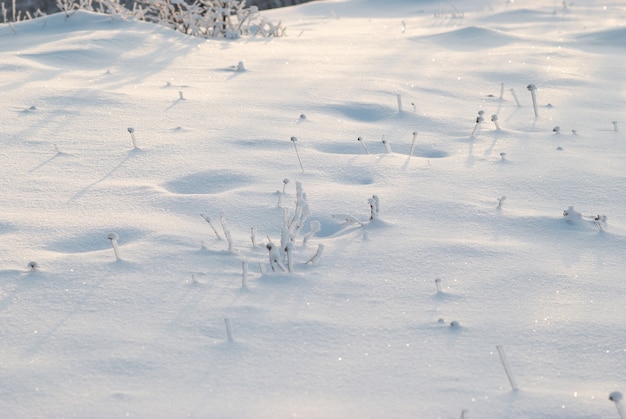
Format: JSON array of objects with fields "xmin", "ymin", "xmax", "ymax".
[
  {"xmin": 267, "ymin": 182, "xmax": 323, "ymax": 273},
  {"xmin": 563, "ymin": 206, "xmax": 608, "ymax": 231},
  {"xmin": 368, "ymin": 195, "xmax": 380, "ymax": 220},
  {"xmin": 593, "ymin": 214, "xmax": 608, "ymax": 231},
  {"xmin": 266, "ymin": 241, "xmax": 286, "ymax": 272},
  {"xmin": 56, "ymin": 0, "xmax": 133, "ymax": 19},
  {"xmin": 54, "ymin": 0, "xmax": 285, "ymax": 38},
  {"xmin": 562, "ymin": 206, "xmax": 582, "ymax": 224}
]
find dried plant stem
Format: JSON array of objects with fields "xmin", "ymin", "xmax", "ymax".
[
  {"xmin": 382, "ymin": 136, "xmax": 392, "ymax": 153},
  {"xmin": 527, "ymin": 84, "xmax": 538, "ymax": 117},
  {"xmin": 220, "ymin": 212, "xmax": 234, "ymax": 253},
  {"xmin": 409, "ymin": 131, "xmax": 417, "ymax": 157},
  {"xmin": 291, "ymin": 136, "xmax": 304, "ymax": 173},
  {"xmin": 200, "ymin": 213, "xmax": 222, "ymax": 240}
]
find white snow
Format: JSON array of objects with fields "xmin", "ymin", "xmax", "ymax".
[{"xmin": 1, "ymin": 0, "xmax": 625, "ymax": 417}]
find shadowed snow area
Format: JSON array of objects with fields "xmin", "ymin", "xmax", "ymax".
[
  {"xmin": 325, "ymin": 102, "xmax": 397, "ymax": 121},
  {"xmin": 0, "ymin": 0, "xmax": 625, "ymax": 418},
  {"xmin": 46, "ymin": 228, "xmax": 145, "ymax": 253},
  {"xmin": 163, "ymin": 170, "xmax": 250, "ymax": 195},
  {"xmin": 574, "ymin": 27, "xmax": 626, "ymax": 49}
]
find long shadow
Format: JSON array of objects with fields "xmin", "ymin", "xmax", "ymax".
[
  {"xmin": 21, "ymin": 274, "xmax": 106, "ymax": 360},
  {"xmin": 484, "ymin": 130, "xmax": 504, "ymax": 157},
  {"xmin": 68, "ymin": 149, "xmax": 139, "ymax": 202},
  {"xmin": 29, "ymin": 150, "xmax": 73, "ymax": 173},
  {"xmin": 466, "ymin": 137, "xmax": 475, "ymax": 167},
  {"xmin": 0, "ymin": 270, "xmax": 30, "ymax": 313}
]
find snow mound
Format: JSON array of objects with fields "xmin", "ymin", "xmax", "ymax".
[
  {"xmin": 414, "ymin": 26, "xmax": 518, "ymax": 51},
  {"xmin": 574, "ymin": 27, "xmax": 626, "ymax": 49}
]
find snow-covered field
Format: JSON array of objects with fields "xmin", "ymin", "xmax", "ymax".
[{"xmin": 1, "ymin": 0, "xmax": 625, "ymax": 417}]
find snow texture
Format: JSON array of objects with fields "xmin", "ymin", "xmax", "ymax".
[{"xmin": 0, "ymin": 0, "xmax": 625, "ymax": 417}]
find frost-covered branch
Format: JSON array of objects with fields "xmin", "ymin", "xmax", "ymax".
[{"xmin": 51, "ymin": 0, "xmax": 284, "ymax": 38}]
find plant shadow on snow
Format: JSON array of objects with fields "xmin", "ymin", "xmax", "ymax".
[
  {"xmin": 573, "ymin": 27, "xmax": 626, "ymax": 52},
  {"xmin": 68, "ymin": 149, "xmax": 143, "ymax": 201},
  {"xmin": 331, "ymin": 166, "xmax": 377, "ymax": 186},
  {"xmin": 46, "ymin": 228, "xmax": 145, "ymax": 254},
  {"xmin": 313, "ymin": 139, "xmax": 450, "ymax": 159},
  {"xmin": 29, "ymin": 149, "xmax": 74, "ymax": 173},
  {"xmin": 495, "ymin": 211, "xmax": 624, "ymax": 268},
  {"xmin": 430, "ymin": 291, "xmax": 464, "ymax": 302},
  {"xmin": 311, "ymin": 216, "xmax": 366, "ymax": 239},
  {"xmin": 0, "ymin": 221, "xmax": 17, "ymax": 235},
  {"xmin": 13, "ymin": 12, "xmax": 203, "ymax": 90},
  {"xmin": 18, "ymin": 272, "xmax": 108, "ymax": 360},
  {"xmin": 255, "ymin": 271, "xmax": 310, "ymax": 286},
  {"xmin": 0, "ymin": 269, "xmax": 44, "ymax": 313}
]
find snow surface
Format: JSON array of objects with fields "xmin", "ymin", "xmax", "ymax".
[{"xmin": 1, "ymin": 0, "xmax": 625, "ymax": 417}]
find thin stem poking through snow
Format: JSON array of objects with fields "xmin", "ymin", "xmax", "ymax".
[
  {"xmin": 200, "ymin": 213, "xmax": 222, "ymax": 240},
  {"xmin": 435, "ymin": 278, "xmax": 442, "ymax": 293},
  {"xmin": 527, "ymin": 84, "xmax": 538, "ymax": 117},
  {"xmin": 382, "ymin": 137, "xmax": 392, "ymax": 153},
  {"xmin": 609, "ymin": 392, "xmax": 625, "ymax": 419},
  {"xmin": 220, "ymin": 212, "xmax": 234, "ymax": 253},
  {"xmin": 471, "ymin": 114, "xmax": 483, "ymax": 137},
  {"xmin": 409, "ymin": 131, "xmax": 417, "ymax": 157},
  {"xmin": 491, "ymin": 114, "xmax": 501, "ymax": 130},
  {"xmin": 290, "ymin": 136, "xmax": 304, "ymax": 173},
  {"xmin": 108, "ymin": 232, "xmax": 121, "ymax": 261},
  {"xmin": 127, "ymin": 127, "xmax": 138, "ymax": 149},
  {"xmin": 357, "ymin": 136, "xmax": 370, "ymax": 154}
]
